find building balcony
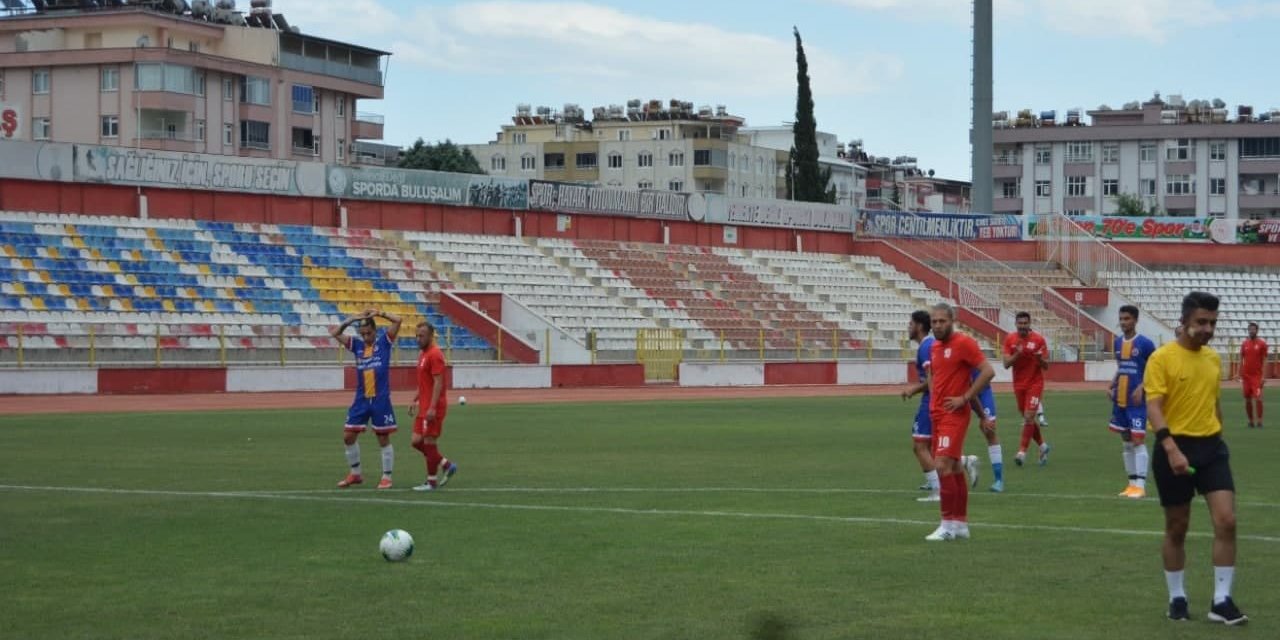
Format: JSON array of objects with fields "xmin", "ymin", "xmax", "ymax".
[
  {"xmin": 692, "ymin": 166, "xmax": 728, "ymax": 181},
  {"xmin": 1240, "ymin": 192, "xmax": 1280, "ymax": 209},
  {"xmin": 992, "ymin": 164, "xmax": 1022, "ymax": 178},
  {"xmin": 993, "ymin": 197, "xmax": 1022, "ymax": 212},
  {"xmin": 1239, "ymin": 158, "xmax": 1280, "ymax": 174},
  {"xmin": 280, "ymin": 51, "xmax": 382, "ymax": 87},
  {"xmin": 353, "ymin": 112, "xmax": 384, "ymax": 140}
]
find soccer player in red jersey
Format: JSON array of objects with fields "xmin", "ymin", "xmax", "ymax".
[
  {"xmin": 410, "ymin": 322, "xmax": 457, "ymax": 492},
  {"xmin": 1240, "ymin": 322, "xmax": 1268, "ymax": 429},
  {"xmin": 1003, "ymin": 312, "xmax": 1052, "ymax": 466},
  {"xmin": 926, "ymin": 303, "xmax": 996, "ymax": 541}
]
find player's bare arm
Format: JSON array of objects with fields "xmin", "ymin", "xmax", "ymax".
[
  {"xmin": 367, "ymin": 308, "xmax": 404, "ymax": 340},
  {"xmin": 425, "ymin": 373, "xmax": 444, "ymax": 422},
  {"xmin": 1148, "ymin": 395, "xmax": 1190, "ymax": 475},
  {"xmin": 330, "ymin": 313, "xmax": 368, "ymax": 349},
  {"xmin": 1001, "ymin": 345, "xmax": 1020, "ymax": 369},
  {"xmin": 945, "ymin": 360, "xmax": 995, "ymax": 411}
]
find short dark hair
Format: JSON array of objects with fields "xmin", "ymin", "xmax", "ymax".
[
  {"xmin": 1015, "ymin": 311, "xmax": 1031, "ymax": 322},
  {"xmin": 1119, "ymin": 305, "xmax": 1140, "ymax": 318},
  {"xmin": 1180, "ymin": 291, "xmax": 1220, "ymax": 322},
  {"xmin": 1248, "ymin": 321, "xmax": 1259, "ymax": 330},
  {"xmin": 910, "ymin": 310, "xmax": 931, "ymax": 332},
  {"xmin": 360, "ymin": 317, "xmax": 377, "ymax": 331},
  {"xmin": 931, "ymin": 302, "xmax": 955, "ymax": 320}
]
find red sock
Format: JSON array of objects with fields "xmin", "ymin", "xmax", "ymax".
[
  {"xmin": 954, "ymin": 473, "xmax": 969, "ymax": 522},
  {"xmin": 1032, "ymin": 424, "xmax": 1044, "ymax": 445},
  {"xmin": 425, "ymin": 443, "xmax": 442, "ymax": 478},
  {"xmin": 1246, "ymin": 401, "xmax": 1256, "ymax": 424},
  {"xmin": 1258, "ymin": 399, "xmax": 1264, "ymax": 423},
  {"xmin": 1019, "ymin": 424, "xmax": 1034, "ymax": 451},
  {"xmin": 939, "ymin": 472, "xmax": 956, "ymax": 521}
]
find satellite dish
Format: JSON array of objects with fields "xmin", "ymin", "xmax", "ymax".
[{"xmin": 136, "ymin": 35, "xmax": 151, "ymax": 48}]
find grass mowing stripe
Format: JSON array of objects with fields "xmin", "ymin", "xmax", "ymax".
[{"xmin": 5, "ymin": 483, "xmax": 1280, "ymax": 544}]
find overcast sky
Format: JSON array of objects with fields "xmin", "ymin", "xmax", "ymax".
[{"xmin": 275, "ymin": 0, "xmax": 1280, "ymax": 180}]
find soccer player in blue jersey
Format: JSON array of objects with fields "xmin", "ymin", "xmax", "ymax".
[
  {"xmin": 972, "ymin": 366, "xmax": 1006, "ymax": 493},
  {"xmin": 331, "ymin": 308, "xmax": 403, "ymax": 489},
  {"xmin": 1109, "ymin": 305, "xmax": 1157, "ymax": 499},
  {"xmin": 902, "ymin": 311, "xmax": 985, "ymax": 501}
]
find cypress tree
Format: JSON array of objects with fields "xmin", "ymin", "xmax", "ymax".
[{"xmin": 791, "ymin": 27, "xmax": 836, "ymax": 204}]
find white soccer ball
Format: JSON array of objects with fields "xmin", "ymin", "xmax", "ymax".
[
  {"xmin": 379, "ymin": 529, "xmax": 414, "ymax": 562},
  {"xmin": 459, "ymin": 396, "xmax": 467, "ymax": 406}
]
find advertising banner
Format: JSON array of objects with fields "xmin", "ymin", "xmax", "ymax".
[
  {"xmin": 1031, "ymin": 215, "xmax": 1280, "ymax": 244},
  {"xmin": 857, "ymin": 211, "xmax": 1023, "ymax": 240},
  {"xmin": 719, "ymin": 198, "xmax": 856, "ymax": 232},
  {"xmin": 74, "ymin": 145, "xmax": 321, "ymax": 195},
  {"xmin": 0, "ymin": 140, "xmax": 73, "ymax": 182},
  {"xmin": 1, "ymin": 103, "xmax": 22, "ymax": 141},
  {"xmin": 527, "ymin": 179, "xmax": 688, "ymax": 220},
  {"xmin": 326, "ymin": 165, "xmax": 526, "ymax": 209}
]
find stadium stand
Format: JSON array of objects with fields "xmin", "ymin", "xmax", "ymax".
[
  {"xmin": 1104, "ymin": 268, "xmax": 1280, "ymax": 342},
  {"xmin": 0, "ymin": 212, "xmax": 489, "ymax": 364}
]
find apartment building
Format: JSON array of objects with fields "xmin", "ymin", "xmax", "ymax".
[
  {"xmin": 0, "ymin": 3, "xmax": 388, "ymax": 164},
  {"xmin": 465, "ymin": 100, "xmax": 785, "ymax": 197},
  {"xmin": 738, "ymin": 125, "xmax": 867, "ymax": 208},
  {"xmin": 992, "ymin": 95, "xmax": 1280, "ymax": 219}
]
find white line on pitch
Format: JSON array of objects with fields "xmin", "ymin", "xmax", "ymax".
[
  {"xmin": 2, "ymin": 484, "xmax": 1279, "ymax": 543},
  {"xmin": 227, "ymin": 485, "xmax": 1280, "ymax": 509}
]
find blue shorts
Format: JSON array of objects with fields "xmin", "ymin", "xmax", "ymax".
[
  {"xmin": 976, "ymin": 387, "xmax": 997, "ymax": 422},
  {"xmin": 912, "ymin": 403, "xmax": 932, "ymax": 441},
  {"xmin": 345, "ymin": 395, "xmax": 398, "ymax": 432},
  {"xmin": 1109, "ymin": 403, "xmax": 1146, "ymax": 436}
]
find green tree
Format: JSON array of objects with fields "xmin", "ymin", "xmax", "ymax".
[
  {"xmin": 398, "ymin": 138, "xmax": 483, "ymax": 174},
  {"xmin": 1111, "ymin": 192, "xmax": 1163, "ymax": 217},
  {"xmin": 790, "ymin": 27, "xmax": 836, "ymax": 203}
]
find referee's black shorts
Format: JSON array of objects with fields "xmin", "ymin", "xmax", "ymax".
[{"xmin": 1152, "ymin": 434, "xmax": 1235, "ymax": 507}]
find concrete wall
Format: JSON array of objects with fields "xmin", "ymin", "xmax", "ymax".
[
  {"xmin": 451, "ymin": 365, "xmax": 552, "ymax": 389},
  {"xmin": 226, "ymin": 366, "xmax": 345, "ymax": 392},
  {"xmin": 678, "ymin": 363, "xmax": 765, "ymax": 386},
  {"xmin": 500, "ymin": 295, "xmax": 592, "ymax": 365},
  {"xmin": 0, "ymin": 369, "xmax": 97, "ymax": 394}
]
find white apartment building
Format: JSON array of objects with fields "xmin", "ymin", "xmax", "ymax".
[
  {"xmin": 739, "ymin": 126, "xmax": 867, "ymax": 209},
  {"xmin": 465, "ymin": 101, "xmax": 783, "ymax": 197},
  {"xmin": 993, "ymin": 96, "xmax": 1280, "ymax": 219}
]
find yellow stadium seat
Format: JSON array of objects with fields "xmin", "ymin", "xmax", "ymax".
[
  {"xmin": 102, "ymin": 285, "xmax": 114, "ymax": 297},
  {"xmin": 12, "ymin": 282, "xmax": 26, "ymax": 295},
  {"xmin": 108, "ymin": 261, "xmax": 121, "ymax": 273},
  {"xmin": 120, "ymin": 299, "xmax": 133, "ymax": 311},
  {"xmin": 72, "ymin": 237, "xmax": 86, "ymax": 249},
  {"xmin": 47, "ymin": 247, "xmax": 59, "ymax": 259},
  {"xmin": 32, "ymin": 298, "xmax": 46, "ymax": 310},
  {"xmin": 163, "ymin": 300, "xmax": 176, "ymax": 312},
  {"xmin": 199, "ymin": 264, "xmax": 211, "ymax": 275}
]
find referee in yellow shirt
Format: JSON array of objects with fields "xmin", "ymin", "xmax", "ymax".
[{"xmin": 1146, "ymin": 291, "xmax": 1246, "ymax": 625}]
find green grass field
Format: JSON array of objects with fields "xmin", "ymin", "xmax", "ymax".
[{"xmin": 3, "ymin": 390, "xmax": 1278, "ymax": 639}]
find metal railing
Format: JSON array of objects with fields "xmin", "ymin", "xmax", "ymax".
[{"xmin": 356, "ymin": 112, "xmax": 385, "ymax": 125}]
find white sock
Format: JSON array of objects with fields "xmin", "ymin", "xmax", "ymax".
[
  {"xmin": 1040, "ymin": 441, "xmax": 1050, "ymax": 453},
  {"xmin": 1133, "ymin": 445, "xmax": 1149, "ymax": 489},
  {"xmin": 1037, "ymin": 402, "xmax": 1046, "ymax": 418},
  {"xmin": 925, "ymin": 470, "xmax": 940, "ymax": 490},
  {"xmin": 1166, "ymin": 570, "xmax": 1186, "ymax": 601},
  {"xmin": 344, "ymin": 443, "xmax": 362, "ymax": 475},
  {"xmin": 987, "ymin": 444, "xmax": 1003, "ymax": 466},
  {"xmin": 380, "ymin": 445, "xmax": 394, "ymax": 477},
  {"xmin": 1122, "ymin": 441, "xmax": 1137, "ymax": 479},
  {"xmin": 1214, "ymin": 566, "xmax": 1235, "ymax": 604}
]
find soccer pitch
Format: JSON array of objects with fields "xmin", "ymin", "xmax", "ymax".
[{"xmin": 3, "ymin": 390, "xmax": 1278, "ymax": 639}]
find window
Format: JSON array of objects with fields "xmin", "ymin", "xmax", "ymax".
[
  {"xmin": 313, "ymin": 90, "xmax": 321, "ymax": 114},
  {"xmin": 1210, "ymin": 142, "xmax": 1226, "ymax": 161},
  {"xmin": 638, "ymin": 151, "xmax": 653, "ymax": 167},
  {"xmin": 668, "ymin": 151, "xmax": 684, "ymax": 167},
  {"xmin": 728, "ymin": 153, "xmax": 735, "ymax": 170},
  {"xmin": 638, "ymin": 180, "xmax": 653, "ymax": 190},
  {"xmin": 741, "ymin": 184, "xmax": 749, "ymax": 197},
  {"xmin": 137, "ymin": 63, "xmax": 204, "ymax": 95},
  {"xmin": 544, "ymin": 153, "xmax": 565, "ymax": 169},
  {"xmin": 1165, "ymin": 174, "xmax": 1194, "ymax": 195},
  {"xmin": 575, "ymin": 152, "xmax": 597, "ymax": 168},
  {"xmin": 240, "ymin": 75, "xmax": 270, "ymax": 105},
  {"xmin": 240, "ymin": 120, "xmax": 270, "ymax": 149},
  {"xmin": 1210, "ymin": 178, "xmax": 1226, "ymax": 195},
  {"xmin": 1139, "ymin": 142, "xmax": 1157, "ymax": 163},
  {"xmin": 512, "ymin": 132, "xmax": 526, "ymax": 145},
  {"xmin": 1101, "ymin": 143, "xmax": 1119, "ymax": 163},
  {"xmin": 292, "ymin": 85, "xmax": 315, "ymax": 114},
  {"xmin": 491, "ymin": 155, "xmax": 506, "ymax": 171},
  {"xmin": 100, "ymin": 67, "xmax": 119, "ymax": 92},
  {"xmin": 1034, "ymin": 145, "xmax": 1051, "ymax": 164},
  {"xmin": 668, "ymin": 179, "xmax": 684, "ymax": 192},
  {"xmin": 693, "ymin": 149, "xmax": 712, "ymax": 166},
  {"xmin": 0, "ymin": 70, "xmax": 4, "ymax": 97},
  {"xmin": 1001, "ymin": 179, "xmax": 1020, "ymax": 199},
  {"xmin": 223, "ymin": 77, "xmax": 234, "ymax": 101},
  {"xmin": 1103, "ymin": 179, "xmax": 1119, "ymax": 196},
  {"xmin": 756, "ymin": 156, "xmax": 764, "ymax": 174},
  {"xmin": 1141, "ymin": 179, "xmax": 1157, "ymax": 196},
  {"xmin": 1166, "ymin": 138, "xmax": 1194, "ymax": 161},
  {"xmin": 1035, "ymin": 180, "xmax": 1051, "ymax": 197},
  {"xmin": 1067, "ymin": 176, "xmax": 1087, "ymax": 197},
  {"xmin": 1240, "ymin": 138, "xmax": 1280, "ymax": 158},
  {"xmin": 194, "ymin": 119, "xmax": 205, "ymax": 141},
  {"xmin": 223, "ymin": 123, "xmax": 234, "ymax": 146},
  {"xmin": 520, "ymin": 154, "xmax": 536, "ymax": 171},
  {"xmin": 337, "ymin": 138, "xmax": 344, "ymax": 161},
  {"xmin": 1065, "ymin": 209, "xmax": 1087, "ymax": 217},
  {"xmin": 654, "ymin": 128, "xmax": 671, "ymax": 141},
  {"xmin": 194, "ymin": 70, "xmax": 205, "ymax": 96},
  {"xmin": 33, "ymin": 118, "xmax": 50, "ymax": 140},
  {"xmin": 336, "ymin": 96, "xmax": 345, "ymax": 117},
  {"xmin": 32, "ymin": 69, "xmax": 50, "ymax": 94},
  {"xmin": 617, "ymin": 129, "xmax": 630, "ymax": 141},
  {"xmin": 1065, "ymin": 141, "xmax": 1093, "ymax": 163},
  {"xmin": 188, "ymin": 41, "xmax": 200, "ymax": 53},
  {"xmin": 100, "ymin": 115, "xmax": 118, "ymax": 138},
  {"xmin": 607, "ymin": 152, "xmax": 622, "ymax": 169}
]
